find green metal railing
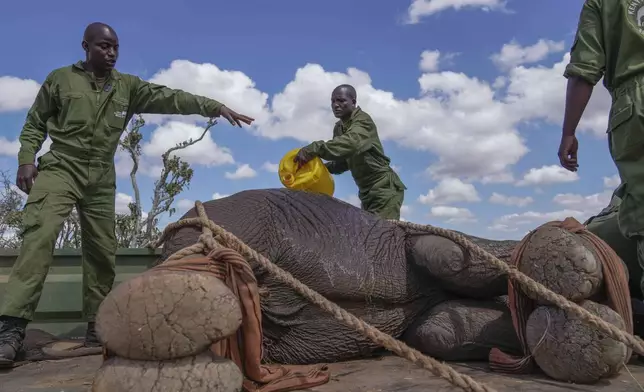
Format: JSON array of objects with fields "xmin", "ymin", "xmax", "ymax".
[{"xmin": 0, "ymin": 248, "xmax": 160, "ymax": 338}]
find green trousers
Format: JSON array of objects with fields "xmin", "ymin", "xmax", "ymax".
[
  {"xmin": 585, "ymin": 193, "xmax": 641, "ymax": 298},
  {"xmin": 607, "ymin": 75, "xmax": 644, "ymax": 298},
  {"xmin": 359, "ymin": 172, "xmax": 406, "ymax": 220},
  {"xmin": 0, "ymin": 151, "xmax": 117, "ymax": 321}
]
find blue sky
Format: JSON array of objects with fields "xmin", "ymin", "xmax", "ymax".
[{"xmin": 0, "ymin": 0, "xmax": 620, "ymax": 240}]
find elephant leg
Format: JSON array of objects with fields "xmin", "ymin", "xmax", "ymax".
[
  {"xmin": 408, "ymin": 234, "xmax": 514, "ymax": 298},
  {"xmin": 261, "ymin": 294, "xmax": 433, "ymax": 364},
  {"xmin": 402, "ymin": 297, "xmax": 521, "ymax": 361}
]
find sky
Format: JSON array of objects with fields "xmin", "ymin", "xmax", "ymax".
[{"xmin": 0, "ymin": 0, "xmax": 621, "ymax": 240}]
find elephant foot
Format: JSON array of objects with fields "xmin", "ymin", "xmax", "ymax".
[
  {"xmin": 526, "ymin": 300, "xmax": 628, "ymax": 383},
  {"xmin": 92, "ymin": 352, "xmax": 243, "ymax": 392},
  {"xmin": 518, "ymin": 226, "xmax": 604, "ymax": 304},
  {"xmin": 95, "ymin": 269, "xmax": 242, "ymax": 361}
]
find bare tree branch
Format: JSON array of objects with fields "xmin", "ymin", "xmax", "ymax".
[{"xmin": 143, "ymin": 118, "xmax": 216, "ymax": 243}]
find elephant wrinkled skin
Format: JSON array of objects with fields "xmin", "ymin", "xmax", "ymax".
[{"xmin": 160, "ymin": 188, "xmax": 520, "ymax": 364}]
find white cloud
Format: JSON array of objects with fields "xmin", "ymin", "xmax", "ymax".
[
  {"xmin": 0, "ymin": 137, "xmax": 20, "ymax": 157},
  {"xmin": 0, "ymin": 76, "xmax": 41, "ymax": 113},
  {"xmin": 115, "ymin": 193, "xmax": 134, "ymax": 215},
  {"xmin": 405, "ymin": 0, "xmax": 507, "ymax": 23},
  {"xmin": 429, "ymin": 205, "xmax": 476, "ymax": 223},
  {"xmin": 261, "ymin": 60, "xmax": 527, "ymax": 180},
  {"xmin": 489, "ymin": 192, "xmax": 534, "ymax": 207},
  {"xmin": 114, "ymin": 191, "xmax": 149, "ymax": 219},
  {"xmin": 492, "ymin": 209, "xmax": 583, "ymax": 229},
  {"xmin": 225, "ymin": 164, "xmax": 257, "ymax": 180},
  {"xmin": 0, "ymin": 41, "xmax": 614, "ymax": 191},
  {"xmin": 504, "ymin": 52, "xmax": 611, "ymax": 138},
  {"xmin": 0, "ymin": 137, "xmax": 53, "ymax": 161},
  {"xmin": 419, "ymin": 50, "xmax": 441, "ymax": 72},
  {"xmin": 603, "ymin": 174, "xmax": 620, "ymax": 189},
  {"xmin": 490, "ymin": 190, "xmax": 612, "ymax": 233},
  {"xmin": 143, "ymin": 60, "xmax": 271, "ymax": 126},
  {"xmin": 481, "ymin": 172, "xmax": 515, "ymax": 184},
  {"xmin": 516, "ymin": 165, "xmax": 579, "ymax": 187},
  {"xmin": 491, "ymin": 39, "xmax": 565, "ymax": 70},
  {"xmin": 261, "ymin": 161, "xmax": 279, "ymax": 173},
  {"xmin": 400, "ymin": 204, "xmax": 412, "ymax": 221},
  {"xmin": 142, "ymin": 121, "xmax": 234, "ymax": 168},
  {"xmin": 212, "ymin": 192, "xmax": 229, "ymax": 199},
  {"xmin": 418, "ymin": 178, "xmax": 480, "ymax": 205},
  {"xmin": 419, "ymin": 50, "xmax": 459, "ymax": 73},
  {"xmin": 177, "ymin": 199, "xmax": 195, "ymax": 210},
  {"xmin": 116, "ymin": 46, "xmax": 610, "ymax": 183},
  {"xmin": 552, "ymin": 190, "xmax": 612, "ymax": 213}
]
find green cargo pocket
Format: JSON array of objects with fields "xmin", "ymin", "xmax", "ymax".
[
  {"xmin": 608, "ymin": 94, "xmax": 642, "ymax": 161},
  {"xmin": 60, "ymin": 92, "xmax": 89, "ymax": 126},
  {"xmin": 19, "ymin": 192, "xmax": 48, "ymax": 237},
  {"xmin": 106, "ymin": 97, "xmax": 129, "ymax": 130}
]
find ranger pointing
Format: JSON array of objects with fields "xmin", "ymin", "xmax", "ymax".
[{"xmin": 0, "ymin": 22, "xmax": 254, "ymax": 367}]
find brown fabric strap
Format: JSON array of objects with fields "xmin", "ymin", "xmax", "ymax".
[
  {"xmin": 489, "ymin": 217, "xmax": 633, "ymax": 373},
  {"xmin": 151, "ymin": 249, "xmax": 331, "ymax": 392},
  {"xmin": 489, "ymin": 227, "xmax": 536, "ymax": 374},
  {"xmin": 561, "ymin": 218, "xmax": 634, "ymax": 362}
]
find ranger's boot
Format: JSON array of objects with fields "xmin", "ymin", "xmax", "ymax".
[
  {"xmin": 0, "ymin": 316, "xmax": 27, "ymax": 368},
  {"xmin": 84, "ymin": 321, "xmax": 101, "ymax": 348}
]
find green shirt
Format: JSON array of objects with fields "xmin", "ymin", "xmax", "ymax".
[
  {"xmin": 302, "ymin": 107, "xmax": 405, "ymax": 192},
  {"xmin": 565, "ymin": 0, "xmax": 644, "ymax": 91},
  {"xmin": 18, "ymin": 61, "xmax": 225, "ymax": 165}
]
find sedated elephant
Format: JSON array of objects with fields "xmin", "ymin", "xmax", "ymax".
[{"xmin": 160, "ymin": 188, "xmax": 524, "ymax": 365}]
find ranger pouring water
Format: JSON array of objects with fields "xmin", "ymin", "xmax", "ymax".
[
  {"xmin": 0, "ymin": 22, "xmax": 255, "ymax": 368},
  {"xmin": 294, "ymin": 84, "xmax": 406, "ymax": 220}
]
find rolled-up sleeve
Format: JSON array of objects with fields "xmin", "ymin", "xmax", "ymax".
[{"xmin": 564, "ymin": 0, "xmax": 605, "ymax": 86}]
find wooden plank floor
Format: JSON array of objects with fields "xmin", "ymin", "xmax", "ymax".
[{"xmin": 1, "ymin": 354, "xmax": 643, "ymax": 392}]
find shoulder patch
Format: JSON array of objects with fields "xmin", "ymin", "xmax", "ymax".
[{"xmin": 628, "ymin": 0, "xmax": 644, "ymax": 34}]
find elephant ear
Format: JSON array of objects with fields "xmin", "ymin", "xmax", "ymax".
[{"xmin": 408, "ymin": 234, "xmax": 509, "ymax": 298}]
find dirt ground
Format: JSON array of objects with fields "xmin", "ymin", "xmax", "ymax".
[{"xmin": 1, "ymin": 354, "xmax": 643, "ymax": 392}]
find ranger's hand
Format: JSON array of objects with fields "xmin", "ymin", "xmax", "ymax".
[
  {"xmin": 558, "ymin": 135, "xmax": 579, "ymax": 172},
  {"xmin": 294, "ymin": 148, "xmax": 315, "ymax": 169},
  {"xmin": 16, "ymin": 164, "xmax": 38, "ymax": 194},
  {"xmin": 219, "ymin": 106, "xmax": 255, "ymax": 127}
]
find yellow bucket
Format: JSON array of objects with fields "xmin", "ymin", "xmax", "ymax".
[{"xmin": 278, "ymin": 148, "xmax": 335, "ymax": 197}]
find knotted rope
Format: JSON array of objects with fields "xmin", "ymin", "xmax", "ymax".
[
  {"xmin": 154, "ymin": 200, "xmax": 644, "ymax": 392},
  {"xmin": 155, "ymin": 201, "xmax": 497, "ymax": 392},
  {"xmin": 393, "ymin": 220, "xmax": 644, "ymax": 357}
]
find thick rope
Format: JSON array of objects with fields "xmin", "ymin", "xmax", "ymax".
[
  {"xmin": 392, "ymin": 220, "xmax": 644, "ymax": 357},
  {"xmin": 155, "ymin": 201, "xmax": 497, "ymax": 392}
]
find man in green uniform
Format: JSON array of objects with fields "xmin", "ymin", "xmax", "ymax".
[
  {"xmin": 0, "ymin": 22, "xmax": 255, "ymax": 367},
  {"xmin": 559, "ymin": 1, "xmax": 644, "ymax": 301},
  {"xmin": 293, "ymin": 84, "xmax": 406, "ymax": 219}
]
